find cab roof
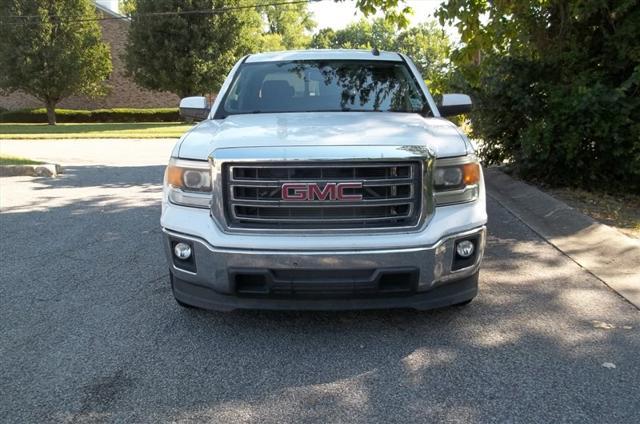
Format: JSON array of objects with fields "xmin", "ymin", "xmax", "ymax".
[{"xmin": 245, "ymin": 49, "xmax": 403, "ymax": 63}]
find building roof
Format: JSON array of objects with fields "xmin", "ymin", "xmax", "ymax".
[
  {"xmin": 93, "ymin": 1, "xmax": 126, "ymax": 19},
  {"xmin": 245, "ymin": 49, "xmax": 403, "ymax": 63}
]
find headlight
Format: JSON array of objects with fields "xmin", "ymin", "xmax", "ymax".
[
  {"xmin": 433, "ymin": 157, "xmax": 481, "ymax": 205},
  {"xmin": 165, "ymin": 158, "xmax": 211, "ymax": 208}
]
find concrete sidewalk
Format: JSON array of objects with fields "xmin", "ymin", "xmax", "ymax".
[{"xmin": 485, "ymin": 168, "xmax": 640, "ymax": 309}]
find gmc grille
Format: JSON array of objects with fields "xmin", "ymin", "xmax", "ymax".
[{"xmin": 223, "ymin": 162, "xmax": 422, "ymax": 230}]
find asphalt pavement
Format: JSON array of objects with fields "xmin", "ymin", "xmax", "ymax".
[{"xmin": 1, "ymin": 140, "xmax": 639, "ymax": 423}]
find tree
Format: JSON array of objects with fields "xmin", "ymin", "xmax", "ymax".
[
  {"xmin": 345, "ymin": 0, "xmax": 414, "ymax": 28},
  {"xmin": 125, "ymin": 0, "xmax": 263, "ymax": 98},
  {"xmin": 311, "ymin": 18, "xmax": 451, "ymax": 93},
  {"xmin": 395, "ymin": 22, "xmax": 450, "ymax": 95},
  {"xmin": 311, "ymin": 19, "xmax": 396, "ymax": 50},
  {"xmin": 119, "ymin": 0, "xmax": 136, "ymax": 16},
  {"xmin": 0, "ymin": 0, "xmax": 112, "ymax": 125},
  {"xmin": 309, "ymin": 28, "xmax": 337, "ymax": 49},
  {"xmin": 258, "ymin": 1, "xmax": 316, "ymax": 50},
  {"xmin": 437, "ymin": 0, "xmax": 640, "ymax": 192},
  {"xmin": 335, "ymin": 19, "xmax": 395, "ymax": 49}
]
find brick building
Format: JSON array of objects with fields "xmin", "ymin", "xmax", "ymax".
[{"xmin": 0, "ymin": 2, "xmax": 179, "ymax": 111}]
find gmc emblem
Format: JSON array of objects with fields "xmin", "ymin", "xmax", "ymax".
[{"xmin": 281, "ymin": 182, "xmax": 363, "ymax": 201}]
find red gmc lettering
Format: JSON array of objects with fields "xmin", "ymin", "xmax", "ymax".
[
  {"xmin": 308, "ymin": 183, "xmax": 336, "ymax": 200},
  {"xmin": 281, "ymin": 183, "xmax": 308, "ymax": 200},
  {"xmin": 336, "ymin": 183, "xmax": 363, "ymax": 201},
  {"xmin": 281, "ymin": 182, "xmax": 363, "ymax": 201}
]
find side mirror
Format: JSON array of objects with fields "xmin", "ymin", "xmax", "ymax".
[
  {"xmin": 438, "ymin": 93, "xmax": 472, "ymax": 117},
  {"xmin": 179, "ymin": 96, "xmax": 210, "ymax": 121}
]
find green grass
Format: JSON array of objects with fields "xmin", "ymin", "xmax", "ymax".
[
  {"xmin": 0, "ymin": 154, "xmax": 43, "ymax": 165},
  {"xmin": 0, "ymin": 122, "xmax": 193, "ymax": 139}
]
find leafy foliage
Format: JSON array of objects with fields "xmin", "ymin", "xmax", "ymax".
[
  {"xmin": 258, "ymin": 1, "xmax": 316, "ymax": 50},
  {"xmin": 345, "ymin": 0, "xmax": 414, "ymax": 28},
  {"xmin": 310, "ymin": 19, "xmax": 451, "ymax": 94},
  {"xmin": 438, "ymin": 0, "xmax": 640, "ymax": 192},
  {"xmin": 125, "ymin": 0, "xmax": 319, "ymax": 95},
  {"xmin": 0, "ymin": 0, "xmax": 112, "ymax": 125},
  {"xmin": 126, "ymin": 0, "xmax": 263, "ymax": 98},
  {"xmin": 119, "ymin": 0, "xmax": 136, "ymax": 16}
]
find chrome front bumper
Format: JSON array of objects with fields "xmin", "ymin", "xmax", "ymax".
[{"xmin": 162, "ymin": 226, "xmax": 486, "ymax": 311}]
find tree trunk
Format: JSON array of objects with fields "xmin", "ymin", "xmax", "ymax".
[{"xmin": 45, "ymin": 101, "xmax": 57, "ymax": 125}]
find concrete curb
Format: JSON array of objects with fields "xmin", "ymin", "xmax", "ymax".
[
  {"xmin": 0, "ymin": 163, "xmax": 63, "ymax": 177},
  {"xmin": 484, "ymin": 167, "xmax": 640, "ymax": 310}
]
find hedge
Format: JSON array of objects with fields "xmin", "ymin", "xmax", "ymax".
[
  {"xmin": 443, "ymin": 1, "xmax": 640, "ymax": 194},
  {"xmin": 0, "ymin": 108, "xmax": 181, "ymax": 123}
]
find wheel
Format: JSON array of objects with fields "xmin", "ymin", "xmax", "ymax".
[{"xmin": 170, "ymin": 272, "xmax": 198, "ymax": 309}]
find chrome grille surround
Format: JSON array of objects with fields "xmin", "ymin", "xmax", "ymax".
[{"xmin": 209, "ymin": 146, "xmax": 435, "ymax": 233}]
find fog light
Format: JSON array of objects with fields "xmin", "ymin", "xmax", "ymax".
[
  {"xmin": 174, "ymin": 242, "xmax": 192, "ymax": 260},
  {"xmin": 456, "ymin": 240, "xmax": 475, "ymax": 258}
]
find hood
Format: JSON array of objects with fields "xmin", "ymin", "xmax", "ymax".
[{"xmin": 176, "ymin": 112, "xmax": 471, "ymax": 160}]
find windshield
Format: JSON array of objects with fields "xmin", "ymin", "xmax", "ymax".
[{"xmin": 220, "ymin": 60, "xmax": 431, "ymax": 116}]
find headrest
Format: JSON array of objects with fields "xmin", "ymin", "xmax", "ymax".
[{"xmin": 261, "ymin": 80, "xmax": 294, "ymax": 99}]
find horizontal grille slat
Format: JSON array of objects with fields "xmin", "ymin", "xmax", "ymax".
[
  {"xmin": 224, "ymin": 162, "xmax": 422, "ymax": 230},
  {"xmin": 232, "ymin": 164, "xmax": 413, "ymax": 180},
  {"xmin": 230, "ymin": 199, "xmax": 413, "ymax": 207},
  {"xmin": 229, "ymin": 178, "xmax": 414, "ymax": 187},
  {"xmin": 233, "ymin": 215, "xmax": 413, "ymax": 223}
]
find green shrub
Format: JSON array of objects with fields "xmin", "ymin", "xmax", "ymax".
[
  {"xmin": 0, "ymin": 108, "xmax": 180, "ymax": 123},
  {"xmin": 464, "ymin": 56, "xmax": 640, "ymax": 193},
  {"xmin": 439, "ymin": 0, "xmax": 640, "ymax": 194}
]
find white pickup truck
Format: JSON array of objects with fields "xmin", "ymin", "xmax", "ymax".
[{"xmin": 161, "ymin": 49, "xmax": 486, "ymax": 311}]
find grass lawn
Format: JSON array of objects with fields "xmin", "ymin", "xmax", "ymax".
[
  {"xmin": 0, "ymin": 122, "xmax": 193, "ymax": 139},
  {"xmin": 0, "ymin": 154, "xmax": 44, "ymax": 165}
]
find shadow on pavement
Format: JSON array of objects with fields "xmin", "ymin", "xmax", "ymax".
[{"xmin": 1, "ymin": 165, "xmax": 639, "ymax": 423}]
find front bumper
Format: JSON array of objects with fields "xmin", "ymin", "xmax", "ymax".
[{"xmin": 162, "ymin": 226, "xmax": 486, "ymax": 311}]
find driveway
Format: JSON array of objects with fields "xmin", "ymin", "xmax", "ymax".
[{"xmin": 1, "ymin": 140, "xmax": 639, "ymax": 423}]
